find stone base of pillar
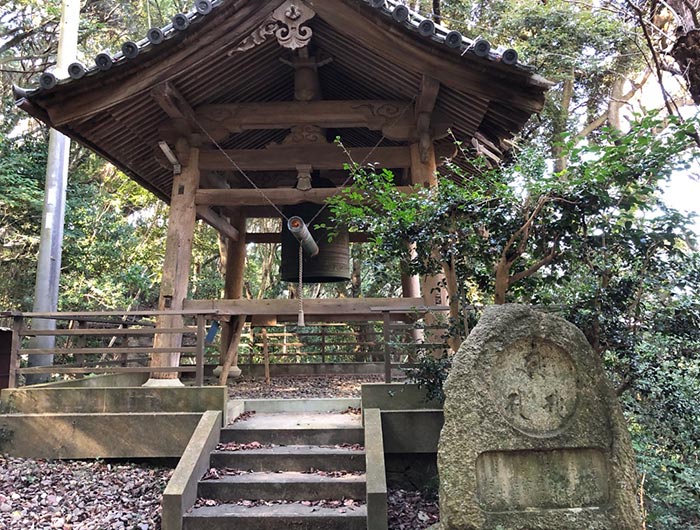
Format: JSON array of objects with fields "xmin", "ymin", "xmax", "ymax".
[
  {"xmin": 142, "ymin": 377, "xmax": 185, "ymax": 387},
  {"xmin": 212, "ymin": 365, "xmax": 242, "ymax": 378}
]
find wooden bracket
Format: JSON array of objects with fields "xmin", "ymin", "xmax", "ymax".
[
  {"xmin": 151, "ymin": 82, "xmax": 198, "ymax": 135},
  {"xmin": 196, "ymin": 206, "xmax": 240, "ymax": 241},
  {"xmin": 415, "ymin": 76, "xmax": 441, "ymax": 164}
]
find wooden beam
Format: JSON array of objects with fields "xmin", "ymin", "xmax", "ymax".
[
  {"xmin": 184, "ymin": 297, "xmax": 426, "ymax": 317},
  {"xmin": 245, "ymin": 232, "xmax": 370, "ymax": 244},
  {"xmin": 195, "ymin": 185, "xmax": 415, "ymax": 207},
  {"xmin": 158, "ymin": 100, "xmax": 425, "ymax": 143},
  {"xmin": 199, "ymin": 145, "xmax": 412, "ymax": 171},
  {"xmin": 196, "ymin": 206, "xmax": 240, "ymax": 241}
]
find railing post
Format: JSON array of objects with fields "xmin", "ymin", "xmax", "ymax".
[
  {"xmin": 262, "ymin": 328, "xmax": 270, "ymax": 385},
  {"xmin": 9, "ymin": 316, "xmax": 23, "ymax": 388},
  {"xmin": 75, "ymin": 319, "xmax": 87, "ymax": 367},
  {"xmin": 195, "ymin": 314, "xmax": 205, "ymax": 386},
  {"xmin": 383, "ymin": 311, "xmax": 392, "ymax": 383},
  {"xmin": 249, "ymin": 327, "xmax": 255, "ymax": 367},
  {"xmin": 320, "ymin": 325, "xmax": 326, "ymax": 364}
]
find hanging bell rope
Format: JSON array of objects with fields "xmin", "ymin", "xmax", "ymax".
[
  {"xmin": 298, "ymin": 243, "xmax": 305, "ymax": 327},
  {"xmin": 288, "ymin": 216, "xmax": 319, "ymax": 327}
]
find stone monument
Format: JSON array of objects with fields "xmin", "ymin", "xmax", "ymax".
[{"xmin": 435, "ymin": 304, "xmax": 642, "ymax": 530}]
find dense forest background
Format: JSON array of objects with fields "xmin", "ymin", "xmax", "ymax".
[{"xmin": 1, "ymin": 0, "xmax": 699, "ymax": 527}]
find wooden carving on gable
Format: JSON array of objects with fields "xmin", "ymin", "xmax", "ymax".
[{"xmin": 232, "ymin": 0, "xmax": 316, "ymax": 52}]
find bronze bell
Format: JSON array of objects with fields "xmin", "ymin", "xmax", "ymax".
[{"xmin": 280, "ymin": 202, "xmax": 351, "ymax": 283}]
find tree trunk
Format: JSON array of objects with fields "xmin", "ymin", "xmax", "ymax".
[
  {"xmin": 494, "ymin": 257, "xmax": 510, "ymax": 305},
  {"xmin": 442, "ymin": 257, "xmax": 462, "ymax": 350},
  {"xmin": 552, "ymin": 77, "xmax": 574, "ymax": 174},
  {"xmin": 432, "ymin": 0, "xmax": 441, "ymax": 23}
]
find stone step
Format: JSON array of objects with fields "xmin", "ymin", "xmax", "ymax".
[
  {"xmin": 210, "ymin": 445, "xmax": 366, "ymax": 472},
  {"xmin": 183, "ymin": 503, "xmax": 367, "ymax": 530},
  {"xmin": 198, "ymin": 471, "xmax": 366, "ymax": 501},
  {"xmin": 220, "ymin": 426, "xmax": 364, "ymax": 445}
]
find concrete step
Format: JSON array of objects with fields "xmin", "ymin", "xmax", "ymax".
[
  {"xmin": 198, "ymin": 471, "xmax": 366, "ymax": 501},
  {"xmin": 226, "ymin": 412, "xmax": 362, "ymax": 445},
  {"xmin": 183, "ymin": 503, "xmax": 367, "ymax": 530},
  {"xmin": 221, "ymin": 426, "xmax": 364, "ymax": 445},
  {"xmin": 210, "ymin": 445, "xmax": 366, "ymax": 472}
]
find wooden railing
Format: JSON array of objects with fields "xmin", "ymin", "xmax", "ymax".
[
  {"xmin": 0, "ymin": 302, "xmax": 449, "ymax": 387},
  {"xmin": 0, "ymin": 310, "xmax": 214, "ymax": 388},
  {"xmin": 237, "ymin": 311, "xmax": 448, "ymax": 383}
]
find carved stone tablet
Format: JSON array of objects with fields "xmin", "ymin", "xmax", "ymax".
[
  {"xmin": 436, "ymin": 305, "xmax": 642, "ymax": 530},
  {"xmin": 492, "ymin": 338, "xmax": 577, "ymax": 436},
  {"xmin": 475, "ymin": 448, "xmax": 609, "ymax": 511}
]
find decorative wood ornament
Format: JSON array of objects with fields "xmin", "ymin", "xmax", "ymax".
[
  {"xmin": 280, "ymin": 125, "xmax": 327, "ymax": 145},
  {"xmin": 272, "ymin": 2, "xmax": 315, "ymax": 50},
  {"xmin": 231, "ymin": 0, "xmax": 315, "ymax": 53},
  {"xmin": 296, "ymin": 165, "xmax": 313, "ymax": 190}
]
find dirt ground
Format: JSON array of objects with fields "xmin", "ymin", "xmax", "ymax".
[{"xmin": 227, "ymin": 374, "xmax": 385, "ymax": 399}]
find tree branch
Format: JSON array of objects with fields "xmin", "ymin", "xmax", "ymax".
[{"xmin": 508, "ymin": 246, "xmax": 558, "ymax": 286}]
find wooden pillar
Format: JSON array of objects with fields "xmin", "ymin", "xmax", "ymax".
[
  {"xmin": 410, "ymin": 142, "xmax": 448, "ymax": 351},
  {"xmin": 218, "ymin": 211, "xmax": 247, "ymax": 375},
  {"xmin": 409, "ymin": 143, "xmax": 447, "ymax": 308},
  {"xmin": 400, "ymin": 241, "xmax": 420, "ymax": 298},
  {"xmin": 147, "ymin": 144, "xmax": 200, "ymax": 384}
]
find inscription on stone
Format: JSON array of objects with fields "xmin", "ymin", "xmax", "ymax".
[
  {"xmin": 492, "ymin": 338, "xmax": 577, "ymax": 435},
  {"xmin": 475, "ymin": 448, "xmax": 609, "ymax": 512}
]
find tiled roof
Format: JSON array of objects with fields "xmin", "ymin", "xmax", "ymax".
[{"xmin": 29, "ymin": 0, "xmax": 533, "ymax": 94}]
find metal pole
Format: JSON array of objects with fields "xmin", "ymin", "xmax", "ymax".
[{"xmin": 26, "ymin": 0, "xmax": 80, "ymax": 384}]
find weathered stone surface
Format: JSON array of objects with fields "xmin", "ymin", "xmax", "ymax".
[
  {"xmin": 0, "ymin": 386, "xmax": 227, "ymax": 415},
  {"xmin": 0, "ymin": 412, "xmax": 203, "ymax": 458},
  {"xmin": 437, "ymin": 304, "xmax": 642, "ymax": 530}
]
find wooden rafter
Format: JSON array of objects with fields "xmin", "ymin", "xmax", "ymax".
[
  {"xmin": 310, "ymin": 0, "xmax": 548, "ymax": 112},
  {"xmin": 244, "ymin": 232, "xmax": 370, "ymax": 243},
  {"xmin": 151, "ymin": 82, "xmax": 198, "ymax": 132},
  {"xmin": 45, "ymin": 0, "xmax": 289, "ymax": 127}
]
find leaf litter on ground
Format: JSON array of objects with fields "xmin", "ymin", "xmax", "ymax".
[
  {"xmin": 0, "ymin": 455, "xmax": 172, "ymax": 530},
  {"xmin": 227, "ymin": 375, "xmax": 384, "ymax": 399},
  {"xmin": 387, "ymin": 488, "xmax": 439, "ymax": 530}
]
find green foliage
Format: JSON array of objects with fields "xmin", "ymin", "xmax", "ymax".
[
  {"xmin": 330, "ymin": 113, "xmax": 700, "ymax": 528},
  {"xmin": 404, "ymin": 351, "xmax": 453, "ymax": 404},
  {"xmin": 0, "ymin": 130, "xmax": 47, "ymax": 309}
]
